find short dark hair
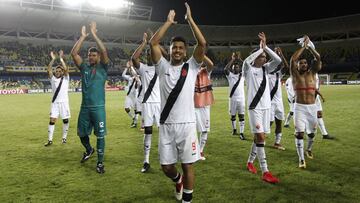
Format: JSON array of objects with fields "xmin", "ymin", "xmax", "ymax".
[
  {"xmin": 88, "ymin": 47, "xmax": 99, "ymax": 53},
  {"xmin": 170, "ymin": 36, "xmax": 187, "ymax": 47},
  {"xmin": 55, "ymin": 65, "xmax": 64, "ymax": 71}
]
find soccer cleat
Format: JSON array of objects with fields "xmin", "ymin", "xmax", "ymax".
[
  {"xmin": 273, "ymin": 143, "xmax": 286, "ymax": 151},
  {"xmin": 141, "ymin": 162, "xmax": 150, "ymax": 173},
  {"xmin": 262, "ymin": 171, "xmax": 279, "ymax": 184},
  {"xmin": 247, "ymin": 162, "xmax": 257, "ymax": 174},
  {"xmin": 306, "ymin": 150, "xmax": 313, "ymax": 159},
  {"xmin": 175, "ymin": 175, "xmax": 183, "ymax": 201},
  {"xmin": 62, "ymin": 138, "xmax": 67, "ymax": 144},
  {"xmin": 284, "ymin": 124, "xmax": 290, "ymax": 128},
  {"xmin": 299, "ymin": 160, "xmax": 306, "ymax": 169},
  {"xmin": 80, "ymin": 148, "xmax": 94, "ymax": 163},
  {"xmin": 96, "ymin": 162, "xmax": 105, "ymax": 174},
  {"xmin": 44, "ymin": 140, "xmax": 53, "ymax": 147},
  {"xmin": 130, "ymin": 123, "xmax": 137, "ymax": 128},
  {"xmin": 199, "ymin": 152, "xmax": 206, "ymax": 161},
  {"xmin": 232, "ymin": 129, "xmax": 237, "ymax": 136},
  {"xmin": 239, "ymin": 133, "xmax": 246, "ymax": 140},
  {"xmin": 322, "ymin": 134, "xmax": 335, "ymax": 140}
]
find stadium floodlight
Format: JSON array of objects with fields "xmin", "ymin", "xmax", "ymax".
[
  {"xmin": 63, "ymin": 0, "xmax": 86, "ymax": 7},
  {"xmin": 88, "ymin": 0, "xmax": 134, "ymax": 10}
]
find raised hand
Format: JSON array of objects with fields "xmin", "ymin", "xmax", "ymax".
[
  {"xmin": 231, "ymin": 52, "xmax": 236, "ymax": 60},
  {"xmin": 50, "ymin": 51, "xmax": 56, "ymax": 60},
  {"xmin": 275, "ymin": 47, "xmax": 282, "ymax": 55},
  {"xmin": 143, "ymin": 32, "xmax": 148, "ymax": 43},
  {"xmin": 185, "ymin": 2, "xmax": 192, "ymax": 21},
  {"xmin": 258, "ymin": 32, "xmax": 267, "ymax": 48},
  {"xmin": 167, "ymin": 10, "xmax": 177, "ymax": 24},
  {"xmin": 89, "ymin": 21, "xmax": 97, "ymax": 35},
  {"xmin": 59, "ymin": 50, "xmax": 64, "ymax": 59},
  {"xmin": 303, "ymin": 35, "xmax": 310, "ymax": 48},
  {"xmin": 146, "ymin": 28, "xmax": 153, "ymax": 41},
  {"xmin": 126, "ymin": 60, "xmax": 132, "ymax": 68},
  {"xmin": 81, "ymin": 26, "xmax": 89, "ymax": 38}
]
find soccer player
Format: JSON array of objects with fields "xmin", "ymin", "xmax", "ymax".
[
  {"xmin": 71, "ymin": 22, "xmax": 109, "ymax": 174},
  {"xmin": 268, "ymin": 47, "xmax": 289, "ymax": 150},
  {"xmin": 315, "ymin": 74, "xmax": 335, "ymax": 139},
  {"xmin": 243, "ymin": 32, "xmax": 281, "ymax": 184},
  {"xmin": 194, "ymin": 55, "xmax": 214, "ymax": 160},
  {"xmin": 44, "ymin": 50, "xmax": 70, "ymax": 146},
  {"xmin": 122, "ymin": 61, "xmax": 140, "ymax": 128},
  {"xmin": 131, "ymin": 32, "xmax": 160, "ymax": 173},
  {"xmin": 149, "ymin": 3, "xmax": 206, "ymax": 202},
  {"xmin": 224, "ymin": 52, "xmax": 246, "ymax": 140},
  {"xmin": 290, "ymin": 35, "xmax": 321, "ymax": 168},
  {"xmin": 284, "ymin": 76, "xmax": 295, "ymax": 128}
]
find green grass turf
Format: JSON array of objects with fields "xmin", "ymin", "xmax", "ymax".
[{"xmin": 0, "ymin": 85, "xmax": 359, "ymax": 202}]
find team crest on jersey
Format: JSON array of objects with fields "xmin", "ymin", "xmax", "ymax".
[{"xmin": 181, "ymin": 68, "xmax": 187, "ymax": 77}]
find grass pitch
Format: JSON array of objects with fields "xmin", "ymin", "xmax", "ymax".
[{"xmin": 0, "ymin": 85, "xmax": 359, "ymax": 202}]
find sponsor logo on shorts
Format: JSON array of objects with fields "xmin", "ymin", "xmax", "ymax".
[
  {"xmin": 99, "ymin": 122, "xmax": 104, "ymax": 128},
  {"xmin": 192, "ymin": 142, "xmax": 197, "ymax": 155}
]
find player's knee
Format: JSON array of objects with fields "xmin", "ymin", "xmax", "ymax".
[
  {"xmin": 317, "ymin": 111, "xmax": 323, "ymax": 118},
  {"xmin": 295, "ymin": 132, "xmax": 304, "ymax": 139},
  {"xmin": 308, "ymin": 133, "xmax": 315, "ymax": 138},
  {"xmin": 62, "ymin": 119, "xmax": 69, "ymax": 124},
  {"xmin": 144, "ymin": 126, "xmax": 152, "ymax": 134},
  {"xmin": 125, "ymin": 108, "xmax": 130, "ymax": 113},
  {"xmin": 231, "ymin": 115, "xmax": 236, "ymax": 121},
  {"xmin": 239, "ymin": 114, "xmax": 245, "ymax": 121}
]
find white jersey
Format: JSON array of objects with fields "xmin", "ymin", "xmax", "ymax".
[
  {"xmin": 226, "ymin": 72, "xmax": 245, "ymax": 101},
  {"xmin": 157, "ymin": 56, "xmax": 201, "ymax": 124},
  {"xmin": 51, "ymin": 75, "xmax": 69, "ymax": 103},
  {"xmin": 268, "ymin": 69, "xmax": 283, "ymax": 104},
  {"xmin": 242, "ymin": 46, "xmax": 281, "ymax": 110},
  {"xmin": 138, "ymin": 63, "xmax": 160, "ymax": 103},
  {"xmin": 285, "ymin": 77, "xmax": 295, "ymax": 102},
  {"xmin": 122, "ymin": 69, "xmax": 138, "ymax": 98}
]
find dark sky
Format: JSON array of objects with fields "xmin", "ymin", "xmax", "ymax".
[{"xmin": 135, "ymin": 0, "xmax": 360, "ymax": 25}]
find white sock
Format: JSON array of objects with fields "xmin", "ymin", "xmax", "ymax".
[
  {"xmin": 62, "ymin": 122, "xmax": 69, "ymax": 139},
  {"xmin": 200, "ymin": 132, "xmax": 208, "ymax": 153},
  {"xmin": 239, "ymin": 121, "xmax": 245, "ymax": 134},
  {"xmin": 256, "ymin": 143, "xmax": 268, "ymax": 173},
  {"xmin": 48, "ymin": 124, "xmax": 55, "ymax": 141},
  {"xmin": 127, "ymin": 111, "xmax": 134, "ymax": 119},
  {"xmin": 247, "ymin": 142, "xmax": 257, "ymax": 163},
  {"xmin": 143, "ymin": 134, "xmax": 152, "ymax": 163},
  {"xmin": 307, "ymin": 136, "xmax": 314, "ymax": 151},
  {"xmin": 231, "ymin": 120, "xmax": 236, "ymax": 130},
  {"xmin": 134, "ymin": 113, "xmax": 139, "ymax": 124},
  {"xmin": 284, "ymin": 113, "xmax": 292, "ymax": 125},
  {"xmin": 275, "ymin": 133, "xmax": 282, "ymax": 144},
  {"xmin": 295, "ymin": 138, "xmax": 305, "ymax": 161},
  {"xmin": 318, "ymin": 118, "xmax": 328, "ymax": 135}
]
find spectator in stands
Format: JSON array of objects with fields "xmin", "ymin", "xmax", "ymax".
[
  {"xmin": 71, "ymin": 22, "xmax": 109, "ymax": 174},
  {"xmin": 44, "ymin": 50, "xmax": 70, "ymax": 147}
]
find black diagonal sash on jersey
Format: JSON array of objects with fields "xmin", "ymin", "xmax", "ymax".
[
  {"xmin": 52, "ymin": 76, "xmax": 64, "ymax": 103},
  {"xmin": 160, "ymin": 63, "xmax": 189, "ymax": 124},
  {"xmin": 229, "ymin": 73, "xmax": 242, "ymax": 98},
  {"xmin": 137, "ymin": 84, "xmax": 143, "ymax": 98},
  {"xmin": 142, "ymin": 72, "xmax": 158, "ymax": 103},
  {"xmin": 270, "ymin": 72, "xmax": 279, "ymax": 100},
  {"xmin": 127, "ymin": 79, "xmax": 135, "ymax": 96},
  {"xmin": 249, "ymin": 67, "xmax": 266, "ymax": 110}
]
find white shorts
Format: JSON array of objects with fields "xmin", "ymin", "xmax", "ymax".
[
  {"xmin": 195, "ymin": 106, "xmax": 210, "ymax": 132},
  {"xmin": 124, "ymin": 96, "xmax": 135, "ymax": 109},
  {"xmin": 315, "ymin": 95, "xmax": 322, "ymax": 111},
  {"xmin": 229, "ymin": 99, "xmax": 245, "ymax": 115},
  {"xmin": 135, "ymin": 97, "xmax": 143, "ymax": 112},
  {"xmin": 294, "ymin": 103, "xmax": 318, "ymax": 134},
  {"xmin": 248, "ymin": 109, "xmax": 270, "ymax": 134},
  {"xmin": 270, "ymin": 102, "xmax": 284, "ymax": 121},
  {"xmin": 159, "ymin": 122, "xmax": 200, "ymax": 165},
  {"xmin": 143, "ymin": 102, "xmax": 160, "ymax": 127},
  {"xmin": 50, "ymin": 102, "xmax": 71, "ymax": 119}
]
